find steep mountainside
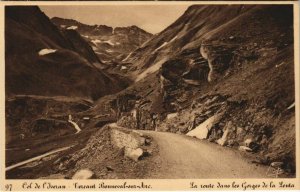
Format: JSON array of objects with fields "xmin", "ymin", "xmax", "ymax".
[
  {"xmin": 123, "ymin": 5, "xmax": 258, "ymax": 79},
  {"xmin": 51, "ymin": 17, "xmax": 153, "ymax": 65},
  {"xmin": 91, "ymin": 5, "xmax": 295, "ymax": 173},
  {"xmin": 5, "ymin": 6, "xmax": 129, "ymax": 100}
]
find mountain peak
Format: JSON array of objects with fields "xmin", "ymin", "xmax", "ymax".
[{"xmin": 51, "ymin": 17, "xmax": 153, "ymax": 63}]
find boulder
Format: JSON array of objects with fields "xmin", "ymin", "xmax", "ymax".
[
  {"xmin": 238, "ymin": 146, "xmax": 253, "ymax": 152},
  {"xmin": 186, "ymin": 114, "xmax": 222, "ymax": 139},
  {"xmin": 132, "ymin": 130, "xmax": 144, "ymax": 137},
  {"xmin": 216, "ymin": 128, "xmax": 229, "ymax": 146},
  {"xmin": 244, "ymin": 138, "xmax": 260, "ymax": 151},
  {"xmin": 166, "ymin": 113, "xmax": 178, "ymax": 120},
  {"xmin": 216, "ymin": 121, "xmax": 234, "ymax": 146},
  {"xmin": 110, "ymin": 129, "xmax": 145, "ymax": 149},
  {"xmin": 244, "ymin": 138, "xmax": 254, "ymax": 147},
  {"xmin": 72, "ymin": 169, "xmax": 95, "ymax": 179},
  {"xmin": 125, "ymin": 148, "xmax": 144, "ymax": 162},
  {"xmin": 270, "ymin": 161, "xmax": 284, "ymax": 168}
]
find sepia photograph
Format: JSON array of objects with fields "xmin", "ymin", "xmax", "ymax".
[{"xmin": 3, "ymin": 2, "xmax": 298, "ymax": 182}]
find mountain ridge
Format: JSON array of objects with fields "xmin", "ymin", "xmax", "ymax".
[
  {"xmin": 51, "ymin": 17, "xmax": 153, "ymax": 64},
  {"xmin": 51, "ymin": 17, "xmax": 152, "ymax": 36}
]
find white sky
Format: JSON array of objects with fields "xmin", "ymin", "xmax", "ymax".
[{"xmin": 40, "ymin": 5, "xmax": 190, "ymax": 34}]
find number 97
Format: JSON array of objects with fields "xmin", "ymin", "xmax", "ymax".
[{"xmin": 5, "ymin": 184, "xmax": 12, "ymax": 191}]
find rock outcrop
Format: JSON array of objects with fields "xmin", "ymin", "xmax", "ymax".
[
  {"xmin": 72, "ymin": 169, "xmax": 95, "ymax": 179},
  {"xmin": 186, "ymin": 114, "xmax": 222, "ymax": 139},
  {"xmin": 110, "ymin": 127, "xmax": 149, "ymax": 162}
]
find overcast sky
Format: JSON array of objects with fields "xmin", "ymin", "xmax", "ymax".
[{"xmin": 40, "ymin": 5, "xmax": 190, "ymax": 34}]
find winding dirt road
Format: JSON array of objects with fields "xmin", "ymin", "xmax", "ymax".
[
  {"xmin": 139, "ymin": 130, "xmax": 269, "ymax": 179},
  {"xmin": 68, "ymin": 119, "xmax": 81, "ymax": 134},
  {"xmin": 6, "ymin": 146, "xmax": 72, "ymax": 171}
]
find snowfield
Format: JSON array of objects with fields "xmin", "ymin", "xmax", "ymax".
[
  {"xmin": 135, "ymin": 58, "xmax": 168, "ymax": 82},
  {"xmin": 92, "ymin": 39, "xmax": 101, "ymax": 44},
  {"xmin": 170, "ymin": 35, "xmax": 178, "ymax": 43},
  {"xmin": 91, "ymin": 39, "xmax": 115, "ymax": 46},
  {"xmin": 67, "ymin": 26, "xmax": 78, "ymax": 30},
  {"xmin": 153, "ymin": 36, "xmax": 177, "ymax": 53},
  {"xmin": 38, "ymin": 49, "xmax": 57, "ymax": 56},
  {"xmin": 154, "ymin": 42, "xmax": 168, "ymax": 52}
]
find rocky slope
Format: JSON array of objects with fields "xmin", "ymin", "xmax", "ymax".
[
  {"xmin": 51, "ymin": 17, "xmax": 153, "ymax": 66},
  {"xmin": 92, "ymin": 5, "xmax": 295, "ymax": 173},
  {"xmin": 5, "ymin": 6, "xmax": 129, "ymax": 100}
]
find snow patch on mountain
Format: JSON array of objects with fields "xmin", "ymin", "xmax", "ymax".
[
  {"xmin": 38, "ymin": 49, "xmax": 57, "ymax": 56},
  {"xmin": 135, "ymin": 58, "xmax": 168, "ymax": 82},
  {"xmin": 92, "ymin": 39, "xmax": 101, "ymax": 44},
  {"xmin": 101, "ymin": 60, "xmax": 110, "ymax": 63},
  {"xmin": 170, "ymin": 35, "xmax": 178, "ymax": 43},
  {"xmin": 67, "ymin": 26, "xmax": 78, "ymax": 30},
  {"xmin": 92, "ymin": 39, "xmax": 114, "ymax": 46},
  {"xmin": 153, "ymin": 36, "xmax": 177, "ymax": 53},
  {"xmin": 154, "ymin": 42, "xmax": 168, "ymax": 52}
]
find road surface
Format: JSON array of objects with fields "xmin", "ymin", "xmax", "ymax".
[
  {"xmin": 6, "ymin": 146, "xmax": 72, "ymax": 171},
  {"xmin": 139, "ymin": 130, "xmax": 269, "ymax": 178},
  {"xmin": 68, "ymin": 119, "xmax": 81, "ymax": 134}
]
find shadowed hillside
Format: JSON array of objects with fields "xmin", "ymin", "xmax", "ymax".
[{"xmin": 5, "ymin": 6, "xmax": 130, "ymax": 100}]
